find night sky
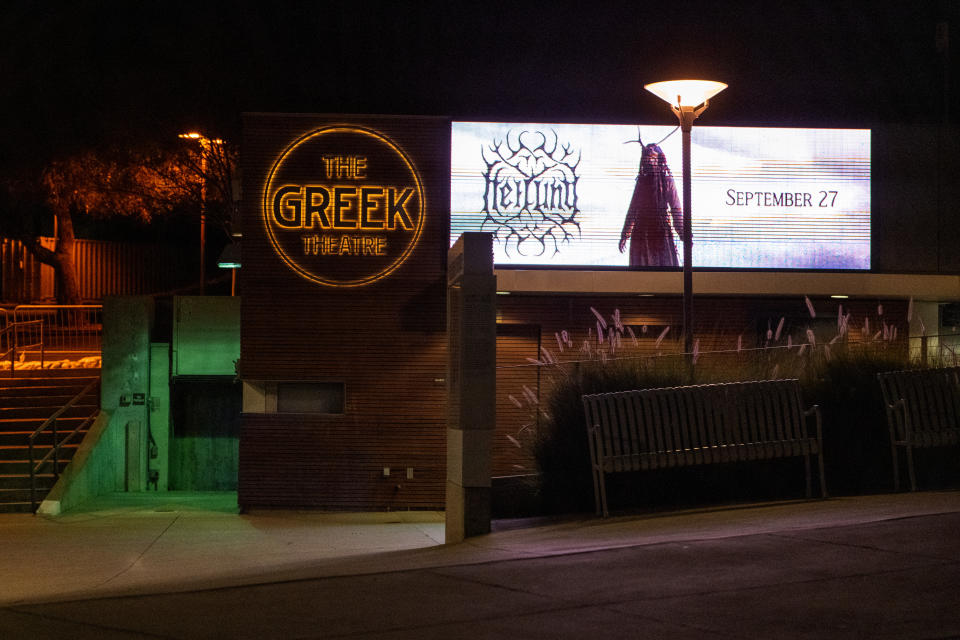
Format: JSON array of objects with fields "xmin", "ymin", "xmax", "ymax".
[{"xmin": 1, "ymin": 0, "xmax": 955, "ymax": 171}]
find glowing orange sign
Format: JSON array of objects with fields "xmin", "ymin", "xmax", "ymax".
[{"xmin": 263, "ymin": 126, "xmax": 425, "ymax": 287}]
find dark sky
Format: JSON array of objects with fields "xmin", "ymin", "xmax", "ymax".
[{"xmin": 1, "ymin": 0, "xmax": 955, "ymax": 169}]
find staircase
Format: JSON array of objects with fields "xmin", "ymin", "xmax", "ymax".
[{"xmin": 0, "ymin": 369, "xmax": 101, "ymax": 513}]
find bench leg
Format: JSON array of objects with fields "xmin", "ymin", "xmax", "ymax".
[
  {"xmin": 590, "ymin": 463, "xmax": 611, "ymax": 518},
  {"xmin": 804, "ymin": 453, "xmax": 812, "ymax": 499},
  {"xmin": 598, "ymin": 470, "xmax": 610, "ymax": 518},
  {"xmin": 890, "ymin": 441, "xmax": 901, "ymax": 492},
  {"xmin": 817, "ymin": 450, "xmax": 828, "ymax": 498},
  {"xmin": 591, "ymin": 466, "xmax": 603, "ymax": 517},
  {"xmin": 906, "ymin": 445, "xmax": 918, "ymax": 492}
]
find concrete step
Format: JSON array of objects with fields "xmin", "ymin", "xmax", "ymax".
[
  {"xmin": 0, "ymin": 404, "xmax": 99, "ymax": 420},
  {"xmin": 0, "ymin": 390, "xmax": 94, "ymax": 403},
  {"xmin": 0, "ymin": 427, "xmax": 91, "ymax": 447},
  {"xmin": 0, "ymin": 413, "xmax": 94, "ymax": 427},
  {"xmin": 0, "ymin": 444, "xmax": 78, "ymax": 462},
  {"xmin": 0, "ymin": 472, "xmax": 60, "ymax": 486},
  {"xmin": 0, "ymin": 372, "xmax": 98, "ymax": 385},
  {"xmin": 0, "ymin": 386, "xmax": 97, "ymax": 399},
  {"xmin": 0, "ymin": 369, "xmax": 100, "ymax": 511},
  {"xmin": 0, "ymin": 380, "xmax": 99, "ymax": 390},
  {"xmin": 0, "ymin": 501, "xmax": 35, "ymax": 513},
  {"xmin": 0, "ymin": 478, "xmax": 57, "ymax": 513},
  {"xmin": 0, "ymin": 367, "xmax": 99, "ymax": 379},
  {"xmin": 0, "ymin": 384, "xmax": 98, "ymax": 397},
  {"xmin": 0, "ymin": 462, "xmax": 71, "ymax": 479}
]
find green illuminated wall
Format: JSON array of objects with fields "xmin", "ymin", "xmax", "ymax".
[
  {"xmin": 172, "ymin": 296, "xmax": 241, "ymax": 376},
  {"xmin": 169, "ymin": 296, "xmax": 241, "ymax": 491}
]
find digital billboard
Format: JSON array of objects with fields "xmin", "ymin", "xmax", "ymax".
[{"xmin": 451, "ymin": 123, "xmax": 870, "ymax": 269}]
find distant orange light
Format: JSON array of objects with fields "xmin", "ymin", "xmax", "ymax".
[{"xmin": 180, "ymin": 133, "xmax": 224, "ymax": 150}]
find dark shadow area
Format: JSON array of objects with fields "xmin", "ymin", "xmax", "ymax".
[{"xmin": 170, "ymin": 377, "xmax": 241, "ymax": 491}]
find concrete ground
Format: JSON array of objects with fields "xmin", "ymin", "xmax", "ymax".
[{"xmin": 1, "ymin": 490, "xmax": 959, "ymax": 638}]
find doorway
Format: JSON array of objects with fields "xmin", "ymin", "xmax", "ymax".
[{"xmin": 169, "ymin": 377, "xmax": 241, "ymax": 490}]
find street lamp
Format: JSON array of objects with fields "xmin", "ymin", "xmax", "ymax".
[
  {"xmin": 179, "ymin": 132, "xmax": 224, "ymax": 295},
  {"xmin": 644, "ymin": 79, "xmax": 726, "ymax": 375}
]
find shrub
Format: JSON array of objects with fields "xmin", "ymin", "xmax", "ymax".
[
  {"xmin": 522, "ymin": 301, "xmax": 930, "ymax": 514},
  {"xmin": 532, "ymin": 357, "xmax": 689, "ymax": 514},
  {"xmin": 531, "ymin": 343, "xmax": 922, "ymax": 513},
  {"xmin": 800, "ymin": 348, "xmax": 917, "ymax": 494}
]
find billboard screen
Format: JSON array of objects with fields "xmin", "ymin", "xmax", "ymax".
[{"xmin": 451, "ymin": 122, "xmax": 870, "ymax": 269}]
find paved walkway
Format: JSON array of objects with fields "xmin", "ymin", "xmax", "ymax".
[{"xmin": 1, "ymin": 491, "xmax": 959, "ymax": 638}]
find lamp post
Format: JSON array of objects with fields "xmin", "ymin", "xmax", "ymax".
[
  {"xmin": 644, "ymin": 80, "xmax": 726, "ymax": 375},
  {"xmin": 179, "ymin": 132, "xmax": 224, "ymax": 295}
]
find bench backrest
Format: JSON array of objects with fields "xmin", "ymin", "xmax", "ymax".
[
  {"xmin": 582, "ymin": 379, "xmax": 809, "ymax": 466},
  {"xmin": 877, "ymin": 367, "xmax": 960, "ymax": 438}
]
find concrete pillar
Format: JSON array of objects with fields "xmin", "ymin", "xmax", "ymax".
[
  {"xmin": 446, "ymin": 233, "xmax": 496, "ymax": 543},
  {"xmin": 910, "ymin": 301, "xmax": 940, "ymax": 364},
  {"xmin": 149, "ymin": 343, "xmax": 170, "ymax": 490},
  {"xmin": 102, "ymin": 296, "xmax": 154, "ymax": 492}
]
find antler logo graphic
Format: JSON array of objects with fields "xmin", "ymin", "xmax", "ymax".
[{"xmin": 481, "ymin": 130, "xmax": 581, "ymax": 257}]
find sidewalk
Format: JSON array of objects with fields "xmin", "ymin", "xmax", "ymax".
[{"xmin": 1, "ymin": 490, "xmax": 959, "ymax": 638}]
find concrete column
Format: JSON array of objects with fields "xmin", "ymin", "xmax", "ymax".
[
  {"xmin": 910, "ymin": 301, "xmax": 940, "ymax": 364},
  {"xmin": 102, "ymin": 296, "xmax": 154, "ymax": 492},
  {"xmin": 446, "ymin": 233, "xmax": 496, "ymax": 543},
  {"xmin": 149, "ymin": 343, "xmax": 170, "ymax": 490}
]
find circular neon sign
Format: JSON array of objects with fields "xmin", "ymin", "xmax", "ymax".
[{"xmin": 262, "ymin": 126, "xmax": 425, "ymax": 287}]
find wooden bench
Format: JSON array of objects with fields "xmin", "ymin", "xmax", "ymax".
[
  {"xmin": 877, "ymin": 367, "xmax": 960, "ymax": 491},
  {"xmin": 582, "ymin": 379, "xmax": 827, "ymax": 517}
]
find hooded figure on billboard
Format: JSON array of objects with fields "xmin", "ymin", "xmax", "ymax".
[{"xmin": 619, "ymin": 143, "xmax": 684, "ymax": 267}]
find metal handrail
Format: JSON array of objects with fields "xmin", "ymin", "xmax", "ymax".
[
  {"xmin": 14, "ymin": 304, "xmax": 102, "ymax": 321},
  {"xmin": 0, "ymin": 323, "xmax": 12, "ymax": 369},
  {"xmin": 1, "ymin": 319, "xmax": 44, "ymax": 377},
  {"xmin": 28, "ymin": 377, "xmax": 100, "ymax": 513},
  {"xmin": 3, "ymin": 304, "xmax": 103, "ymax": 377},
  {"xmin": 13, "ymin": 304, "xmax": 102, "ymax": 340}
]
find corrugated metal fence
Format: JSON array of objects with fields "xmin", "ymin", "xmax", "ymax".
[
  {"xmin": 0, "ymin": 238, "xmax": 54, "ymax": 303},
  {"xmin": 1, "ymin": 237, "xmax": 194, "ymax": 303}
]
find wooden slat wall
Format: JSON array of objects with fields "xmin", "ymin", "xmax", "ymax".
[
  {"xmin": 239, "ymin": 114, "xmax": 450, "ymax": 510},
  {"xmin": 494, "ymin": 324, "xmax": 541, "ymax": 476},
  {"xmin": 496, "ymin": 295, "xmax": 909, "ymax": 373}
]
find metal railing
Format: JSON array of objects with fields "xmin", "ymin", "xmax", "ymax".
[
  {"xmin": 12, "ymin": 304, "xmax": 102, "ymax": 351},
  {"xmin": 1, "ymin": 305, "xmax": 101, "ymax": 376},
  {"xmin": 27, "ymin": 378, "xmax": 100, "ymax": 513},
  {"xmin": 1, "ymin": 319, "xmax": 44, "ymax": 374},
  {"xmin": 1, "ymin": 307, "xmax": 12, "ymax": 370}
]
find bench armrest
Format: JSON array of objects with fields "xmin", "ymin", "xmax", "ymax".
[
  {"xmin": 884, "ymin": 397, "xmax": 909, "ymax": 443},
  {"xmin": 804, "ymin": 404, "xmax": 823, "ymax": 443},
  {"xmin": 884, "ymin": 397, "xmax": 906, "ymax": 412}
]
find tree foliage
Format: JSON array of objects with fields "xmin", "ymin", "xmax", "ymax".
[
  {"xmin": 1, "ymin": 139, "xmax": 238, "ymax": 303},
  {"xmin": 40, "ymin": 142, "xmax": 237, "ymax": 232}
]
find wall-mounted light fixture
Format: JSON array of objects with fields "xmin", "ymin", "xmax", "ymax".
[{"xmin": 216, "ymin": 242, "xmax": 241, "ymax": 296}]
